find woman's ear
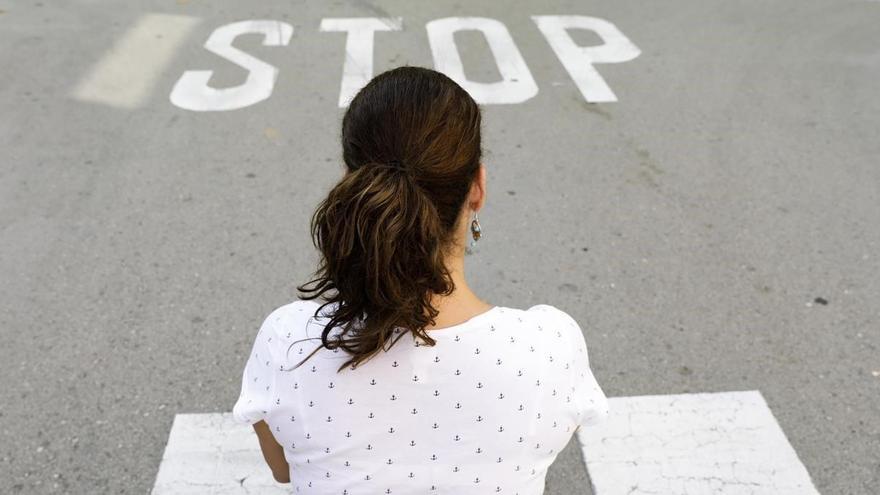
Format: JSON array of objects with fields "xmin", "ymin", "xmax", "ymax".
[{"xmin": 475, "ymin": 162, "xmax": 487, "ymax": 211}]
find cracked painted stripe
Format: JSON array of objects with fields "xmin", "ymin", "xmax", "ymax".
[{"xmin": 576, "ymin": 390, "xmax": 820, "ymax": 494}]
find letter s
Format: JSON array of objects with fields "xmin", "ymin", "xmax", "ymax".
[{"xmin": 170, "ymin": 20, "xmax": 293, "ymax": 111}]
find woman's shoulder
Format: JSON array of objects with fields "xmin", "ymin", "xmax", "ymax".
[
  {"xmin": 519, "ymin": 304, "xmax": 587, "ymax": 343},
  {"xmin": 257, "ymin": 299, "xmax": 327, "ymax": 338},
  {"xmin": 524, "ymin": 303, "xmax": 579, "ymax": 325},
  {"xmin": 263, "ymin": 298, "xmax": 319, "ymax": 320}
]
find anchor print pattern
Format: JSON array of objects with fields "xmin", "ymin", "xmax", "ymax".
[{"xmin": 233, "ymin": 300, "xmax": 609, "ymax": 494}]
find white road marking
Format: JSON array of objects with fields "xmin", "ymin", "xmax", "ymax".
[
  {"xmin": 320, "ymin": 17, "xmax": 403, "ymax": 108},
  {"xmin": 153, "ymin": 391, "xmax": 818, "ymax": 494},
  {"xmin": 150, "ymin": 413, "xmax": 288, "ymax": 494},
  {"xmin": 577, "ymin": 390, "xmax": 820, "ymax": 494},
  {"xmin": 169, "ymin": 20, "xmax": 293, "ymax": 112},
  {"xmin": 426, "ymin": 17, "xmax": 538, "ymax": 104},
  {"xmin": 531, "ymin": 15, "xmax": 640, "ymax": 103},
  {"xmin": 71, "ymin": 13, "xmax": 200, "ymax": 109},
  {"xmin": 81, "ymin": 15, "xmax": 639, "ymax": 111}
]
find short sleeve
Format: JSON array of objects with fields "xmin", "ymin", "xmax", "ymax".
[
  {"xmin": 232, "ymin": 310, "xmax": 281, "ymax": 425},
  {"xmin": 552, "ymin": 307, "xmax": 610, "ymax": 429}
]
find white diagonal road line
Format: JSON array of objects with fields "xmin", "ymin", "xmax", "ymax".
[{"xmin": 71, "ymin": 13, "xmax": 200, "ymax": 109}]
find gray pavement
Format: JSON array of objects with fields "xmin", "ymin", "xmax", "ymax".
[{"xmin": 1, "ymin": 0, "xmax": 878, "ymax": 493}]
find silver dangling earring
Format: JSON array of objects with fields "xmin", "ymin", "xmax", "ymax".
[{"xmin": 466, "ymin": 211, "xmax": 482, "ymax": 255}]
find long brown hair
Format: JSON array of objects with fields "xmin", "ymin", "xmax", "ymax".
[{"xmin": 289, "ymin": 66, "xmax": 482, "ymax": 373}]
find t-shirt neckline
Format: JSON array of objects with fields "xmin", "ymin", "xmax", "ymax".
[
  {"xmin": 309, "ymin": 300, "xmax": 505, "ymax": 336},
  {"xmin": 420, "ymin": 305, "xmax": 502, "ymax": 334}
]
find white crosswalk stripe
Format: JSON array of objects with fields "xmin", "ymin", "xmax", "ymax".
[
  {"xmin": 577, "ymin": 391, "xmax": 820, "ymax": 495},
  {"xmin": 151, "ymin": 391, "xmax": 819, "ymax": 494}
]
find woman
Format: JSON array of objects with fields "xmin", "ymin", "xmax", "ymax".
[{"xmin": 232, "ymin": 66, "xmax": 609, "ymax": 493}]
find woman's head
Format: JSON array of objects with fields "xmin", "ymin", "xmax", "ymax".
[{"xmin": 294, "ymin": 66, "xmax": 484, "ymax": 372}]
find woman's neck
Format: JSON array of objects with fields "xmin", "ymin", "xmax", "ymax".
[{"xmin": 425, "ymin": 254, "xmax": 493, "ymax": 330}]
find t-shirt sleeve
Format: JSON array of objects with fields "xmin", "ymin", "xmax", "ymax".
[
  {"xmin": 232, "ymin": 309, "xmax": 281, "ymax": 425},
  {"xmin": 552, "ymin": 307, "xmax": 610, "ymax": 429}
]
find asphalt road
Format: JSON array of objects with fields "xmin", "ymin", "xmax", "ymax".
[{"xmin": 1, "ymin": 0, "xmax": 878, "ymax": 493}]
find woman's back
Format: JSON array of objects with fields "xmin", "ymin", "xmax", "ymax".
[{"xmin": 233, "ymin": 299, "xmax": 608, "ymax": 494}]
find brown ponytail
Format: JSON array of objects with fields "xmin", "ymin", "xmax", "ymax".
[{"xmin": 290, "ymin": 66, "xmax": 483, "ymax": 373}]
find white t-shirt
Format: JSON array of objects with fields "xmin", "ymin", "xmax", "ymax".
[{"xmin": 233, "ymin": 299, "xmax": 609, "ymax": 494}]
